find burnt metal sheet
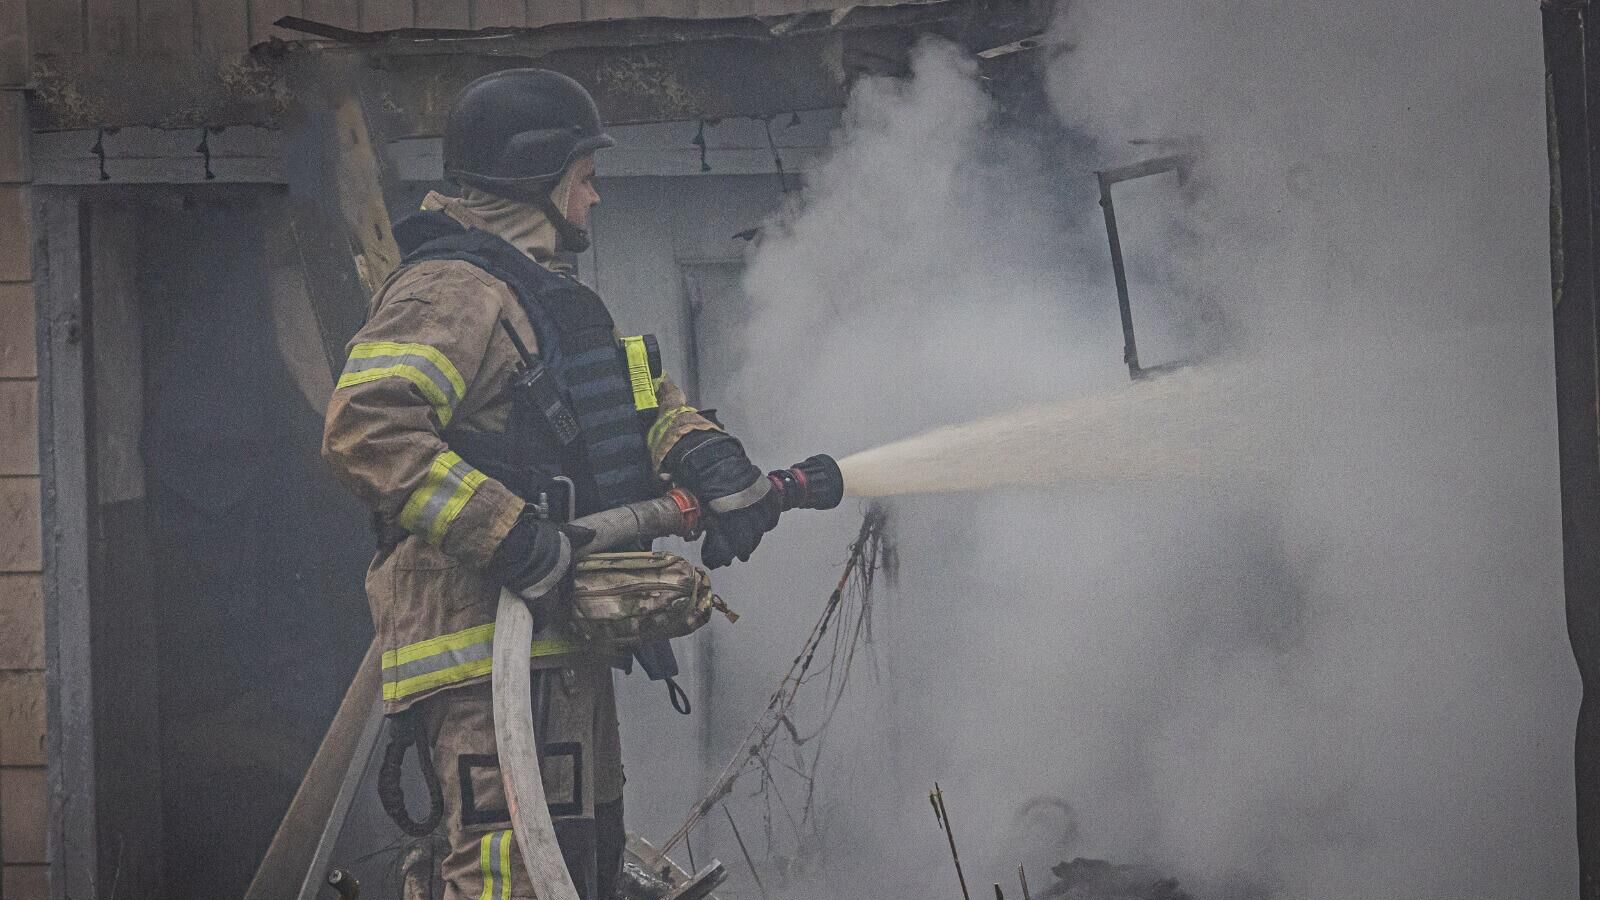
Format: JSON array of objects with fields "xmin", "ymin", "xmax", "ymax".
[
  {"xmin": 27, "ymin": 0, "xmax": 1047, "ymax": 131},
  {"xmin": 1543, "ymin": 2, "xmax": 1600, "ymax": 898},
  {"xmin": 1095, "ymin": 154, "xmax": 1195, "ymax": 379}
]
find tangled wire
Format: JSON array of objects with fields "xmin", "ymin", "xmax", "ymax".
[{"xmin": 654, "ymin": 503, "xmax": 896, "ymax": 883}]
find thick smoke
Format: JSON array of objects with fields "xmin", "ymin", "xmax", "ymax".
[{"xmin": 667, "ymin": 4, "xmax": 1576, "ymax": 899}]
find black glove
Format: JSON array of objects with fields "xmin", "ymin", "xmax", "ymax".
[
  {"xmin": 664, "ymin": 431, "xmax": 781, "ymax": 569},
  {"xmin": 488, "ymin": 511, "xmax": 596, "ymax": 604}
]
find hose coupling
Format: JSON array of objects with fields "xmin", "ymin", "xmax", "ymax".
[{"xmin": 768, "ymin": 454, "xmax": 844, "ymax": 511}]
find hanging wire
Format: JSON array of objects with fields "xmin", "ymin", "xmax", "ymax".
[
  {"xmin": 723, "ymin": 805, "xmax": 771, "ymax": 900},
  {"xmin": 589, "ymin": 194, "xmax": 603, "ymax": 290},
  {"xmin": 762, "ymin": 115, "xmax": 790, "ymax": 196},
  {"xmin": 693, "ymin": 119, "xmax": 712, "ymax": 173},
  {"xmin": 91, "ymin": 128, "xmax": 111, "ymax": 181},
  {"xmin": 195, "ymin": 128, "xmax": 216, "ymax": 181}
]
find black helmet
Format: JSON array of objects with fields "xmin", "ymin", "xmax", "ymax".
[{"xmin": 443, "ymin": 68, "xmax": 615, "ymax": 205}]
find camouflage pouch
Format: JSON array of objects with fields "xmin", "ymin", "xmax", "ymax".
[{"xmin": 568, "ymin": 551, "xmax": 737, "ymax": 646}]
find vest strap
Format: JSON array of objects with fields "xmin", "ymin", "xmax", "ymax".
[{"xmin": 622, "ymin": 335, "xmax": 660, "ymax": 411}]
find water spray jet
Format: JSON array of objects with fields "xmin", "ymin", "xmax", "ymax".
[{"xmin": 835, "ymin": 362, "xmax": 1286, "ymax": 499}]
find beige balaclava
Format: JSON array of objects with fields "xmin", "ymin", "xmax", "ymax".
[{"xmin": 426, "ymin": 165, "xmax": 581, "ymax": 271}]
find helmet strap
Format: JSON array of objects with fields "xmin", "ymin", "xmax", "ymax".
[{"xmin": 534, "ymin": 191, "xmax": 592, "ymax": 255}]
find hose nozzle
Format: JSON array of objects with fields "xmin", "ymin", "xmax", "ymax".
[{"xmin": 768, "ymin": 454, "xmax": 844, "ymax": 512}]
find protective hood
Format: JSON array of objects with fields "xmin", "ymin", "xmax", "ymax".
[{"xmin": 420, "ymin": 167, "xmax": 581, "ymax": 271}]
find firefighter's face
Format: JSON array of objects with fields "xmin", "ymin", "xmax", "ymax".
[{"xmin": 564, "ymin": 155, "xmax": 600, "ymax": 230}]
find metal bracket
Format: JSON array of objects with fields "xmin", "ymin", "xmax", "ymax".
[{"xmin": 1095, "ymin": 153, "xmax": 1195, "ymax": 380}]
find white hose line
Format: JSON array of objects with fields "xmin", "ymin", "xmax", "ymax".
[
  {"xmin": 492, "ymin": 588, "xmax": 581, "ymax": 900},
  {"xmin": 490, "ymin": 494, "xmax": 689, "ymax": 900}
]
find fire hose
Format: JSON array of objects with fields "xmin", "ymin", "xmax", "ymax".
[{"xmin": 491, "ymin": 455, "xmax": 843, "ymax": 900}]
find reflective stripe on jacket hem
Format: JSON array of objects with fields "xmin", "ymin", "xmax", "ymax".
[
  {"xmin": 381, "ymin": 621, "xmax": 586, "ymax": 702},
  {"xmin": 478, "ymin": 830, "xmax": 513, "ymax": 900}
]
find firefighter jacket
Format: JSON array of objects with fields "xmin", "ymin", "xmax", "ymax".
[{"xmin": 323, "ymin": 193, "xmax": 720, "ymax": 712}]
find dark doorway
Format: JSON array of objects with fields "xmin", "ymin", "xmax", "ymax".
[{"xmin": 80, "ymin": 187, "xmax": 372, "ymax": 899}]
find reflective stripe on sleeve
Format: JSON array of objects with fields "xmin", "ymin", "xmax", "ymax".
[
  {"xmin": 398, "ymin": 451, "xmax": 489, "ymax": 545},
  {"xmin": 622, "ymin": 335, "xmax": 660, "ymax": 412},
  {"xmin": 381, "ymin": 622, "xmax": 587, "ymax": 701},
  {"xmin": 647, "ymin": 405, "xmax": 696, "ymax": 458},
  {"xmin": 337, "ymin": 341, "xmax": 468, "ymax": 427}
]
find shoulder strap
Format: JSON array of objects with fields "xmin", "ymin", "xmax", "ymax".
[{"xmin": 396, "ymin": 212, "xmax": 572, "ymax": 369}]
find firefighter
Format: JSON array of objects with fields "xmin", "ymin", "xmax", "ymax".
[{"xmin": 321, "ymin": 68, "xmax": 782, "ymax": 900}]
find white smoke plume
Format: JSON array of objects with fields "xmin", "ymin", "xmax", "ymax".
[{"xmin": 652, "ymin": 4, "xmax": 1577, "ymax": 899}]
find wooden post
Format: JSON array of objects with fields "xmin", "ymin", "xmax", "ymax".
[
  {"xmin": 35, "ymin": 187, "xmax": 98, "ymax": 900},
  {"xmin": 243, "ymin": 640, "xmax": 382, "ymax": 900}
]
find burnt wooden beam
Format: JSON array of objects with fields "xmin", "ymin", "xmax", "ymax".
[
  {"xmin": 358, "ymin": 32, "xmax": 850, "ymax": 138},
  {"xmin": 28, "ymin": 51, "xmax": 289, "ymax": 132},
  {"xmin": 241, "ymin": 641, "xmax": 381, "ymax": 900},
  {"xmin": 27, "ymin": 0, "xmax": 1048, "ymax": 132}
]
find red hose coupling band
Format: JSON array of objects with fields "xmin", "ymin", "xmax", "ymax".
[
  {"xmin": 790, "ymin": 465, "xmax": 810, "ymax": 499},
  {"xmin": 770, "ymin": 467, "xmax": 810, "ymax": 508},
  {"xmin": 667, "ymin": 488, "xmax": 702, "ymax": 536}
]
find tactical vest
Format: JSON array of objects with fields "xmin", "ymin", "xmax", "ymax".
[{"xmin": 392, "ymin": 210, "xmax": 681, "ymax": 682}]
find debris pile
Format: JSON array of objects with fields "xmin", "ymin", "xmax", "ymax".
[
  {"xmin": 1037, "ymin": 858, "xmax": 1191, "ymax": 900},
  {"xmin": 615, "ymin": 861, "xmax": 675, "ymax": 900}
]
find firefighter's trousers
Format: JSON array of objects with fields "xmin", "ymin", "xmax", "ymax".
[{"xmin": 414, "ymin": 664, "xmax": 625, "ymax": 900}]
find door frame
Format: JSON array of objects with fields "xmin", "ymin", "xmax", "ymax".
[{"xmin": 34, "ymin": 185, "xmax": 97, "ymax": 900}]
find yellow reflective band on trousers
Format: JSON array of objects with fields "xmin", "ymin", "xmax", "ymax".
[
  {"xmin": 622, "ymin": 336, "xmax": 660, "ymax": 411},
  {"xmin": 478, "ymin": 829, "xmax": 513, "ymax": 900},
  {"xmin": 399, "ymin": 451, "xmax": 488, "ymax": 545},
  {"xmin": 337, "ymin": 341, "xmax": 468, "ymax": 427},
  {"xmin": 381, "ymin": 621, "xmax": 586, "ymax": 701},
  {"xmin": 647, "ymin": 405, "xmax": 696, "ymax": 457}
]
